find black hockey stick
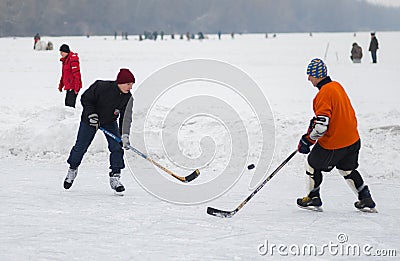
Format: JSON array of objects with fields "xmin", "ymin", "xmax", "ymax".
[
  {"xmin": 100, "ymin": 127, "xmax": 200, "ymax": 183},
  {"xmin": 207, "ymin": 150, "xmax": 297, "ymax": 218}
]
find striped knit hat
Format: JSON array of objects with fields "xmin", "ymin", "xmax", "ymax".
[{"xmin": 306, "ymin": 58, "xmax": 327, "ymax": 78}]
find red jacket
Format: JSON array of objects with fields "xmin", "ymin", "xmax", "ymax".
[{"xmin": 59, "ymin": 51, "xmax": 82, "ymax": 93}]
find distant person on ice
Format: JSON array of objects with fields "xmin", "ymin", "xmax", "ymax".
[
  {"xmin": 58, "ymin": 44, "xmax": 82, "ymax": 108},
  {"xmin": 33, "ymin": 33, "xmax": 40, "ymax": 49},
  {"xmin": 63, "ymin": 69, "xmax": 134, "ymax": 193},
  {"xmin": 296, "ymin": 58, "xmax": 376, "ymax": 212},
  {"xmin": 369, "ymin": 32, "xmax": 379, "ymax": 63},
  {"xmin": 350, "ymin": 42, "xmax": 362, "ymax": 63}
]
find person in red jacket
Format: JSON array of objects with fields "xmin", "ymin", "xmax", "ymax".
[
  {"xmin": 33, "ymin": 33, "xmax": 40, "ymax": 49},
  {"xmin": 296, "ymin": 58, "xmax": 376, "ymax": 212},
  {"xmin": 58, "ymin": 44, "xmax": 82, "ymax": 108}
]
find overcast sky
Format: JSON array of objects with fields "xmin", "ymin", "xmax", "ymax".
[{"xmin": 366, "ymin": 0, "xmax": 400, "ymax": 6}]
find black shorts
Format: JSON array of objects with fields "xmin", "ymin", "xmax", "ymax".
[{"xmin": 307, "ymin": 139, "xmax": 361, "ymax": 172}]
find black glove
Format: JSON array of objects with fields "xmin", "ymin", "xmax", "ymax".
[
  {"xmin": 88, "ymin": 113, "xmax": 99, "ymax": 130},
  {"xmin": 298, "ymin": 134, "xmax": 315, "ymax": 154}
]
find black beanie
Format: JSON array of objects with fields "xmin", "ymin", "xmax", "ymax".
[{"xmin": 59, "ymin": 44, "xmax": 70, "ymax": 53}]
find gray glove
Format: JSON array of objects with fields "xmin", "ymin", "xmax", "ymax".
[
  {"xmin": 121, "ymin": 134, "xmax": 130, "ymax": 149},
  {"xmin": 88, "ymin": 113, "xmax": 99, "ymax": 130}
]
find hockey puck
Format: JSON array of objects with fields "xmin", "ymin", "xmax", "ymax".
[{"xmin": 247, "ymin": 164, "xmax": 255, "ymax": 170}]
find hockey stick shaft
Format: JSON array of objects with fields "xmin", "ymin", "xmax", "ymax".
[
  {"xmin": 207, "ymin": 150, "xmax": 298, "ymax": 218},
  {"xmin": 324, "ymin": 42, "xmax": 330, "ymax": 60},
  {"xmin": 100, "ymin": 127, "xmax": 199, "ymax": 182}
]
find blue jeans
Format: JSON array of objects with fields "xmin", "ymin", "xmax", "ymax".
[
  {"xmin": 67, "ymin": 121, "xmax": 125, "ymax": 172},
  {"xmin": 371, "ymin": 51, "xmax": 377, "ymax": 63}
]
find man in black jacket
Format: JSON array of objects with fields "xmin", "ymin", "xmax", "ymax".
[
  {"xmin": 369, "ymin": 32, "xmax": 379, "ymax": 63},
  {"xmin": 64, "ymin": 68, "xmax": 135, "ymax": 193}
]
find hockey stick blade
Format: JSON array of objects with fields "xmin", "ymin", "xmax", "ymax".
[
  {"xmin": 148, "ymin": 157, "xmax": 200, "ymax": 183},
  {"xmin": 183, "ymin": 169, "xmax": 200, "ymax": 183},
  {"xmin": 207, "ymin": 207, "xmax": 237, "ymax": 218}
]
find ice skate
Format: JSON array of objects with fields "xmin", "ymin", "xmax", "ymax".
[
  {"xmin": 297, "ymin": 196, "xmax": 323, "ymax": 212},
  {"xmin": 109, "ymin": 171, "xmax": 125, "ymax": 194},
  {"xmin": 64, "ymin": 167, "xmax": 78, "ymax": 189},
  {"xmin": 355, "ymin": 186, "xmax": 377, "ymax": 213}
]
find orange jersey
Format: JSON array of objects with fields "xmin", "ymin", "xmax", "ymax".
[{"xmin": 313, "ymin": 81, "xmax": 360, "ymax": 149}]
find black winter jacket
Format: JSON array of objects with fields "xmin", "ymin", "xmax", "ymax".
[
  {"xmin": 81, "ymin": 80, "xmax": 133, "ymax": 134},
  {"xmin": 369, "ymin": 37, "xmax": 379, "ymax": 52}
]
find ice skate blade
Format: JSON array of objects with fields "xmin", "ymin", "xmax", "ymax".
[
  {"xmin": 114, "ymin": 191, "xmax": 124, "ymax": 196},
  {"xmin": 357, "ymin": 207, "xmax": 378, "ymax": 213},
  {"xmin": 298, "ymin": 205, "xmax": 323, "ymax": 212}
]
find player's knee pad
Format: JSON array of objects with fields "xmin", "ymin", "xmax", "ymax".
[
  {"xmin": 306, "ymin": 162, "xmax": 314, "ymax": 175},
  {"xmin": 338, "ymin": 169, "xmax": 352, "ymax": 177},
  {"xmin": 338, "ymin": 169, "xmax": 364, "ymax": 194},
  {"xmin": 306, "ymin": 163, "xmax": 322, "ymax": 191}
]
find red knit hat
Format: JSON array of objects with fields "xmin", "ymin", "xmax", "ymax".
[{"xmin": 116, "ymin": 68, "xmax": 135, "ymax": 84}]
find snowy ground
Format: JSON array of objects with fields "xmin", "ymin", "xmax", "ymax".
[{"xmin": 0, "ymin": 32, "xmax": 399, "ymax": 260}]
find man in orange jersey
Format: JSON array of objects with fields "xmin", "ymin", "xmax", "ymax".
[{"xmin": 296, "ymin": 58, "xmax": 376, "ymax": 212}]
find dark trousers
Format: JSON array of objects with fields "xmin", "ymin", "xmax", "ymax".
[
  {"xmin": 371, "ymin": 51, "xmax": 377, "ymax": 63},
  {"xmin": 306, "ymin": 140, "xmax": 364, "ymax": 197},
  {"xmin": 67, "ymin": 121, "xmax": 124, "ymax": 172},
  {"xmin": 65, "ymin": 90, "xmax": 78, "ymax": 108}
]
